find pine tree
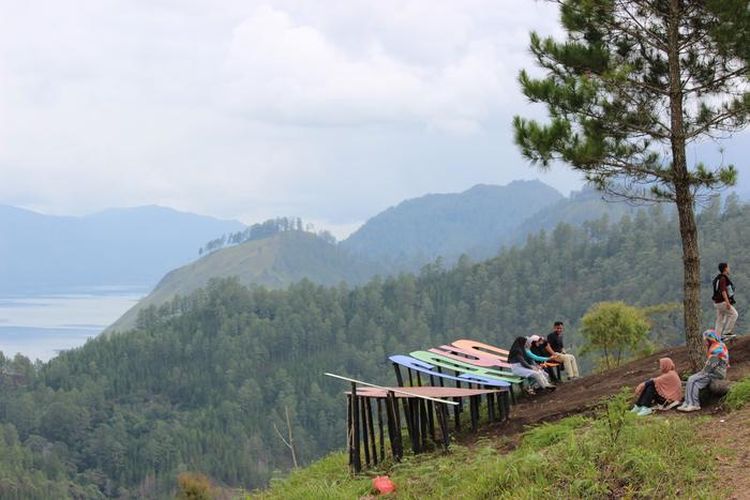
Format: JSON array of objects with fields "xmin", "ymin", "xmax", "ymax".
[{"xmin": 514, "ymin": 0, "xmax": 750, "ymax": 368}]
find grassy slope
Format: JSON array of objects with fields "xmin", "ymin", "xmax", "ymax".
[
  {"xmin": 107, "ymin": 231, "xmax": 377, "ymax": 333},
  {"xmin": 250, "ymin": 401, "xmax": 722, "ymax": 499}
]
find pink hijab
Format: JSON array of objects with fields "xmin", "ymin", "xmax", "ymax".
[{"xmin": 653, "ymin": 358, "xmax": 682, "ymax": 402}]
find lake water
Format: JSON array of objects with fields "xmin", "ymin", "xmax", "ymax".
[{"xmin": 0, "ymin": 288, "xmax": 146, "ymax": 362}]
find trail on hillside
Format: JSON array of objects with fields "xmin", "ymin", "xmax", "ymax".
[{"xmin": 475, "ymin": 336, "xmax": 750, "ymax": 442}]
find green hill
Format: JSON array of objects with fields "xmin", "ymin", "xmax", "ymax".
[{"xmin": 106, "ymin": 230, "xmax": 381, "ymax": 333}]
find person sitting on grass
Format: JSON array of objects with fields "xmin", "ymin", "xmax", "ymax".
[
  {"xmin": 631, "ymin": 357, "xmax": 683, "ymax": 416},
  {"xmin": 678, "ymin": 329, "xmax": 729, "ymax": 413},
  {"xmin": 507, "ymin": 336, "xmax": 555, "ymax": 395}
]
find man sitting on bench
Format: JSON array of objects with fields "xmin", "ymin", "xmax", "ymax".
[{"xmin": 546, "ymin": 321, "xmax": 580, "ymax": 380}]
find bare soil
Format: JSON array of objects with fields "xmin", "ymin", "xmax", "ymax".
[{"xmin": 469, "ymin": 335, "xmax": 750, "ymax": 445}]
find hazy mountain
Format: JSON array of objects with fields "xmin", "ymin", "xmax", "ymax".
[
  {"xmin": 340, "ymin": 180, "xmax": 564, "ymax": 264},
  {"xmin": 106, "ymin": 230, "xmax": 381, "ymax": 333},
  {"xmin": 514, "ymin": 186, "xmax": 639, "ymax": 243},
  {"xmin": 0, "ymin": 205, "xmax": 244, "ymax": 294}
]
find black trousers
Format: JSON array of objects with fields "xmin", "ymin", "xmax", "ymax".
[{"xmin": 636, "ymin": 379, "xmax": 666, "ymax": 407}]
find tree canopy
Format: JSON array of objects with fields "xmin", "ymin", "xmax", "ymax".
[{"xmin": 514, "ymin": 0, "xmax": 750, "ymax": 368}]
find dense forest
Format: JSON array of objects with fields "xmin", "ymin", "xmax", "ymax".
[{"xmin": 0, "ymin": 195, "xmax": 747, "ymax": 498}]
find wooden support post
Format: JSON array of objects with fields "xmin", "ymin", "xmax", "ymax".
[
  {"xmin": 386, "ymin": 392, "xmax": 403, "ymax": 461},
  {"xmin": 360, "ymin": 398, "xmax": 371, "ymax": 467},
  {"xmin": 351, "ymin": 383, "xmax": 361, "ymax": 473},
  {"xmin": 453, "ymin": 396, "xmax": 461, "ymax": 432},
  {"xmin": 503, "ymin": 391, "xmax": 511, "ymax": 421},
  {"xmin": 384, "ymin": 392, "xmax": 398, "ymax": 461},
  {"xmin": 470, "ymin": 396, "xmax": 478, "ymax": 433},
  {"xmin": 440, "ymin": 404, "xmax": 450, "ymax": 450},
  {"xmin": 409, "ymin": 398, "xmax": 420, "ymax": 453},
  {"xmin": 427, "ymin": 400, "xmax": 435, "ymax": 442},
  {"xmin": 366, "ymin": 398, "xmax": 377, "ymax": 466},
  {"xmin": 393, "ymin": 363, "xmax": 405, "ymax": 386},
  {"xmin": 377, "ymin": 399, "xmax": 385, "ymax": 462},
  {"xmin": 487, "ymin": 393, "xmax": 495, "ymax": 422},
  {"xmin": 436, "ymin": 366, "xmax": 445, "ymax": 387},
  {"xmin": 419, "ymin": 399, "xmax": 428, "ymax": 450},
  {"xmin": 347, "ymin": 394, "xmax": 354, "ymax": 470}
]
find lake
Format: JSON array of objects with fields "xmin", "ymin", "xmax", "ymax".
[{"xmin": 0, "ymin": 287, "xmax": 146, "ymax": 362}]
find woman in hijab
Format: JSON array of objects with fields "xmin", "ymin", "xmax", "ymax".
[
  {"xmin": 678, "ymin": 329, "xmax": 729, "ymax": 412},
  {"xmin": 507, "ymin": 336, "xmax": 555, "ymax": 395},
  {"xmin": 631, "ymin": 357, "xmax": 682, "ymax": 416}
]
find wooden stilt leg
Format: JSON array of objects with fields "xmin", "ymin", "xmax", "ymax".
[
  {"xmin": 347, "ymin": 394, "xmax": 354, "ymax": 470},
  {"xmin": 360, "ymin": 398, "xmax": 371, "ymax": 467},
  {"xmin": 351, "ymin": 384, "xmax": 361, "ymax": 473},
  {"xmin": 366, "ymin": 398, "xmax": 377, "ymax": 466},
  {"xmin": 377, "ymin": 399, "xmax": 385, "ymax": 462}
]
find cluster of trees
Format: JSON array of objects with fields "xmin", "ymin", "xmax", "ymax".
[
  {"xmin": 199, "ymin": 218, "xmax": 336, "ymax": 256},
  {"xmin": 0, "ymin": 196, "xmax": 746, "ymax": 496}
]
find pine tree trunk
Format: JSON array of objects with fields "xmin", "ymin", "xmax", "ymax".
[{"xmin": 668, "ymin": 0, "xmax": 703, "ymax": 370}]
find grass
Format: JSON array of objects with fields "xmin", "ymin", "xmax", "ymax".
[
  {"xmin": 724, "ymin": 376, "xmax": 750, "ymax": 411},
  {"xmin": 250, "ymin": 390, "xmax": 723, "ymax": 499}
]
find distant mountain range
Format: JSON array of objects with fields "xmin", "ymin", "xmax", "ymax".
[
  {"xmin": 0, "ymin": 205, "xmax": 244, "ymax": 294},
  {"xmin": 340, "ymin": 180, "xmax": 564, "ymax": 263},
  {"xmin": 105, "ymin": 180, "xmax": 637, "ymax": 333}
]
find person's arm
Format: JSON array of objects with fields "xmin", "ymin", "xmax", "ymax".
[
  {"xmin": 525, "ymin": 348, "xmax": 550, "ymax": 363},
  {"xmin": 545, "ymin": 343, "xmax": 557, "ymax": 357},
  {"xmin": 720, "ymin": 277, "xmax": 732, "ymax": 310}
]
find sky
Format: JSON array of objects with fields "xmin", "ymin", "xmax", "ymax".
[{"xmin": 1, "ymin": 0, "xmax": 749, "ymax": 239}]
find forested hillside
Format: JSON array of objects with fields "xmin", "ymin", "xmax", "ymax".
[
  {"xmin": 340, "ymin": 180, "xmax": 563, "ymax": 264},
  {"xmin": 0, "ymin": 196, "xmax": 746, "ymax": 498}
]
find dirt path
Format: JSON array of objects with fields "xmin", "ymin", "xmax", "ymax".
[{"xmin": 703, "ymin": 404, "xmax": 750, "ymax": 500}]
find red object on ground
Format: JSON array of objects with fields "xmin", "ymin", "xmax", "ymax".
[{"xmin": 372, "ymin": 475, "xmax": 396, "ymax": 495}]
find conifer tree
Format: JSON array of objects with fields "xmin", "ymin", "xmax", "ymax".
[{"xmin": 514, "ymin": 0, "xmax": 750, "ymax": 368}]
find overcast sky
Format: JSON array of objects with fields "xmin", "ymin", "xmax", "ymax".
[{"xmin": 1, "ymin": 1, "xmax": 748, "ymax": 239}]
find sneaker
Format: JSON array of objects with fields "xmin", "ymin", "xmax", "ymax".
[
  {"xmin": 723, "ymin": 333, "xmax": 737, "ymax": 342},
  {"xmin": 637, "ymin": 407, "xmax": 653, "ymax": 416},
  {"xmin": 545, "ymin": 385, "xmax": 557, "ymax": 392},
  {"xmin": 630, "ymin": 405, "xmax": 642, "ymax": 413},
  {"xmin": 677, "ymin": 404, "xmax": 701, "ymax": 412},
  {"xmin": 662, "ymin": 400, "xmax": 681, "ymax": 411}
]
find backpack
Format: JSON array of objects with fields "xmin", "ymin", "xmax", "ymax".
[{"xmin": 712, "ymin": 274, "xmax": 736, "ymax": 304}]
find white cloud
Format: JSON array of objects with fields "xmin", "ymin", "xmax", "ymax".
[{"xmin": 0, "ymin": 0, "xmax": 587, "ymax": 225}]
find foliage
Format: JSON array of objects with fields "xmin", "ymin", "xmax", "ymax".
[
  {"xmin": 176, "ymin": 472, "xmax": 214, "ymax": 500},
  {"xmin": 0, "ymin": 199, "xmax": 748, "ymax": 496},
  {"xmin": 724, "ymin": 377, "xmax": 750, "ymax": 411},
  {"xmin": 580, "ymin": 302, "xmax": 651, "ymax": 369},
  {"xmin": 255, "ymin": 408, "xmax": 719, "ymax": 499},
  {"xmin": 513, "ymin": 0, "xmax": 750, "ymax": 370}
]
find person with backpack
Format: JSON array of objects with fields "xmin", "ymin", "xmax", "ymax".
[
  {"xmin": 677, "ymin": 329, "xmax": 729, "ymax": 412},
  {"xmin": 712, "ymin": 262, "xmax": 738, "ymax": 340}
]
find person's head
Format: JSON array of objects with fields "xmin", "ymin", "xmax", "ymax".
[
  {"xmin": 719, "ymin": 262, "xmax": 730, "ymax": 274},
  {"xmin": 553, "ymin": 321, "xmax": 564, "ymax": 335},
  {"xmin": 511, "ymin": 336, "xmax": 527, "ymax": 351},
  {"xmin": 526, "ymin": 335, "xmax": 542, "ymax": 348},
  {"xmin": 702, "ymin": 329, "xmax": 722, "ymax": 346},
  {"xmin": 658, "ymin": 357, "xmax": 675, "ymax": 373}
]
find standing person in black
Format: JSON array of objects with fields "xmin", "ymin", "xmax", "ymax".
[
  {"xmin": 546, "ymin": 321, "xmax": 580, "ymax": 379},
  {"xmin": 713, "ymin": 263, "xmax": 738, "ymax": 340}
]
